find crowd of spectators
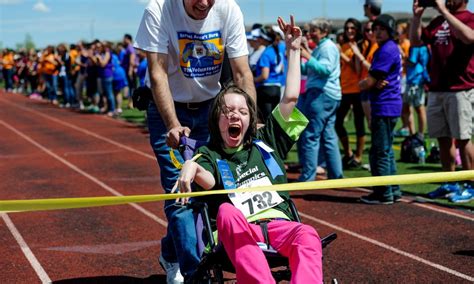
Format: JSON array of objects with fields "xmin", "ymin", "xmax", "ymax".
[
  {"xmin": 0, "ymin": 34, "xmax": 148, "ymax": 116},
  {"xmin": 244, "ymin": 0, "xmax": 473, "ymax": 204},
  {"xmin": 0, "ymin": 0, "xmax": 472, "ymax": 204}
]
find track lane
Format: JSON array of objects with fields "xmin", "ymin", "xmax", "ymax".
[
  {"xmin": 1, "ymin": 93, "xmax": 473, "ymax": 283},
  {"xmin": 0, "ymin": 110, "xmax": 168, "ymax": 281}
]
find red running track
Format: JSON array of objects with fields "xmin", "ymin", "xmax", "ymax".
[{"xmin": 0, "ymin": 92, "xmax": 473, "ymax": 283}]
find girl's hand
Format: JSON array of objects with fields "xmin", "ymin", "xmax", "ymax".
[
  {"xmin": 172, "ymin": 160, "xmax": 197, "ymax": 204},
  {"xmin": 300, "ymin": 47, "xmax": 312, "ymax": 60},
  {"xmin": 277, "ymin": 15, "xmax": 302, "ymax": 51},
  {"xmin": 349, "ymin": 41, "xmax": 362, "ymax": 57}
]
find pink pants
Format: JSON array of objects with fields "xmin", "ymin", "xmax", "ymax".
[{"xmin": 216, "ymin": 203, "xmax": 323, "ymax": 283}]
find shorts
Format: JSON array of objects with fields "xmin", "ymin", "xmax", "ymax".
[
  {"xmin": 403, "ymin": 84, "xmax": 426, "ymax": 108},
  {"xmin": 427, "ymin": 89, "xmax": 474, "ymax": 140},
  {"xmin": 360, "ymin": 91, "xmax": 370, "ymax": 102},
  {"xmin": 113, "ymin": 79, "xmax": 128, "ymax": 93},
  {"xmin": 400, "ymin": 75, "xmax": 407, "ymax": 95}
]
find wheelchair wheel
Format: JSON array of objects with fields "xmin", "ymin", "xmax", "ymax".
[{"xmin": 212, "ymin": 266, "xmax": 224, "ymax": 284}]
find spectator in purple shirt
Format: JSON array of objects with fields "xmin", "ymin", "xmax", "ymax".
[
  {"xmin": 359, "ymin": 14, "xmax": 403, "ymax": 205},
  {"xmin": 121, "ymin": 34, "xmax": 137, "ymax": 108}
]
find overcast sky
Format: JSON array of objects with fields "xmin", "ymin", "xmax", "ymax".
[{"xmin": 1, "ymin": 0, "xmax": 472, "ymax": 49}]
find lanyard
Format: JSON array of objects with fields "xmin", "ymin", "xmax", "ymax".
[
  {"xmin": 253, "ymin": 140, "xmax": 284, "ymax": 179},
  {"xmin": 216, "ymin": 159, "xmax": 237, "ymax": 190}
]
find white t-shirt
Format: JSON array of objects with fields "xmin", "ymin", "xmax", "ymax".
[
  {"xmin": 134, "ymin": 0, "xmax": 248, "ymax": 103},
  {"xmin": 249, "ymin": 45, "xmax": 265, "ymax": 69}
]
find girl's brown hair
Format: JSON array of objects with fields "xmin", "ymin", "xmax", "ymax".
[{"xmin": 208, "ymin": 83, "xmax": 257, "ymax": 149}]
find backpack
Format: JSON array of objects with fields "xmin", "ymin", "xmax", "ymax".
[
  {"xmin": 426, "ymin": 145, "xmax": 440, "ymax": 164},
  {"xmin": 400, "ymin": 134, "xmax": 426, "ymax": 163}
]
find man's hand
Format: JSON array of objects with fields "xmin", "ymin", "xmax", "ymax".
[
  {"xmin": 166, "ymin": 126, "xmax": 191, "ymax": 149},
  {"xmin": 434, "ymin": 0, "xmax": 449, "ymax": 14},
  {"xmin": 375, "ymin": 79, "xmax": 389, "ymax": 89},
  {"xmin": 413, "ymin": 0, "xmax": 425, "ymax": 18}
]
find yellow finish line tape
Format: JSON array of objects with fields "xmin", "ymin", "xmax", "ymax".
[
  {"xmin": 169, "ymin": 150, "xmax": 202, "ymax": 169},
  {"xmin": 1, "ymin": 171, "xmax": 473, "ymax": 213}
]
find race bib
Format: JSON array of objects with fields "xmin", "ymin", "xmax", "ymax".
[{"xmin": 229, "ymin": 176, "xmax": 284, "ymax": 218}]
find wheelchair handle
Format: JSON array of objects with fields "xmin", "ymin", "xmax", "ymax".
[{"xmin": 179, "ymin": 137, "xmax": 206, "ymax": 161}]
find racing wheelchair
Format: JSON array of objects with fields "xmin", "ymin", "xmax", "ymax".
[
  {"xmin": 187, "ymin": 201, "xmax": 337, "ymax": 283},
  {"xmin": 177, "ymin": 137, "xmax": 338, "ymax": 283}
]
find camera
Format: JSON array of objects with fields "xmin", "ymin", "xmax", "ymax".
[
  {"xmin": 132, "ymin": 86, "xmax": 153, "ymax": 111},
  {"xmin": 418, "ymin": 0, "xmax": 436, "ymax": 7}
]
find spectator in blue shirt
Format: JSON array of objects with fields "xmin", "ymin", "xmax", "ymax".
[
  {"xmin": 297, "ymin": 18, "xmax": 343, "ymax": 182},
  {"xmin": 253, "ymin": 28, "xmax": 286, "ymax": 121},
  {"xmin": 402, "ymin": 45, "xmax": 430, "ymax": 138}
]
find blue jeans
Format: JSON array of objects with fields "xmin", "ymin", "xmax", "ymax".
[
  {"xmin": 147, "ymin": 99, "xmax": 211, "ymax": 276},
  {"xmin": 297, "ymin": 88, "xmax": 343, "ymax": 181},
  {"xmin": 2, "ymin": 68, "xmax": 14, "ymax": 91},
  {"xmin": 59, "ymin": 75, "xmax": 76, "ymax": 105},
  {"xmin": 43, "ymin": 74, "xmax": 58, "ymax": 101},
  {"xmin": 369, "ymin": 116, "xmax": 401, "ymax": 201},
  {"xmin": 101, "ymin": 77, "xmax": 115, "ymax": 112}
]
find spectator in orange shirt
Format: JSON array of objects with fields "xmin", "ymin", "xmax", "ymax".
[
  {"xmin": 336, "ymin": 18, "xmax": 366, "ymax": 169},
  {"xmin": 395, "ymin": 22, "xmax": 412, "ymax": 137},
  {"xmin": 1, "ymin": 49, "xmax": 15, "ymax": 92},
  {"xmin": 40, "ymin": 46, "xmax": 59, "ymax": 105}
]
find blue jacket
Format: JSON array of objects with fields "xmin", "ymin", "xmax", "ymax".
[{"xmin": 301, "ymin": 38, "xmax": 341, "ymax": 101}]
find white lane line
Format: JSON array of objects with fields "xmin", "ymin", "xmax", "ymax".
[
  {"xmin": 2, "ymin": 100, "xmax": 156, "ymax": 160},
  {"xmin": 300, "ymin": 212, "xmax": 474, "ymax": 282},
  {"xmin": 0, "ymin": 120, "xmax": 167, "ymax": 229},
  {"xmin": 407, "ymin": 201, "xmax": 474, "ymax": 221},
  {"xmin": 1, "ymin": 213, "xmax": 51, "ymax": 283},
  {"xmin": 337, "ymin": 188, "xmax": 474, "ymax": 222},
  {"xmin": 63, "ymin": 150, "xmax": 122, "ymax": 156},
  {"xmin": 6, "ymin": 98, "xmax": 473, "ymax": 222}
]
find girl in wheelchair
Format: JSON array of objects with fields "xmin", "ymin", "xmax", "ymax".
[{"xmin": 177, "ymin": 16, "xmax": 323, "ymax": 283}]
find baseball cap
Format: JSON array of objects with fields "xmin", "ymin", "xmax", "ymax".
[
  {"xmin": 251, "ymin": 28, "xmax": 273, "ymax": 42},
  {"xmin": 271, "ymin": 25, "xmax": 284, "ymax": 39},
  {"xmin": 246, "ymin": 31, "xmax": 256, "ymax": 41},
  {"xmin": 365, "ymin": 0, "xmax": 383, "ymax": 9},
  {"xmin": 373, "ymin": 14, "xmax": 396, "ymax": 36}
]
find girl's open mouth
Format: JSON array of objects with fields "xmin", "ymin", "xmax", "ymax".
[{"xmin": 228, "ymin": 125, "xmax": 241, "ymax": 138}]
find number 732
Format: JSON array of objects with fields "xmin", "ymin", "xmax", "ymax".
[{"xmin": 241, "ymin": 191, "xmax": 278, "ymax": 215}]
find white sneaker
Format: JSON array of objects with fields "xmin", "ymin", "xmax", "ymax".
[{"xmin": 159, "ymin": 254, "xmax": 184, "ymax": 284}]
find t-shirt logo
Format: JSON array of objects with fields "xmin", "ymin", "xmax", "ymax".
[
  {"xmin": 178, "ymin": 31, "xmax": 224, "ymax": 78},
  {"xmin": 434, "ymin": 20, "xmax": 450, "ymax": 46}
]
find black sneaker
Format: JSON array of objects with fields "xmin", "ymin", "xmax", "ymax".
[
  {"xmin": 360, "ymin": 194, "xmax": 394, "ymax": 205},
  {"xmin": 342, "ymin": 155, "xmax": 361, "ymax": 169}
]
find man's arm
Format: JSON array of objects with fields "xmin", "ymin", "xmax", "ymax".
[
  {"xmin": 146, "ymin": 51, "xmax": 190, "ymax": 149},
  {"xmin": 410, "ymin": 0, "xmax": 426, "ymax": 46},
  {"xmin": 435, "ymin": 0, "xmax": 474, "ymax": 44},
  {"xmin": 359, "ymin": 75, "xmax": 378, "ymax": 91},
  {"xmin": 129, "ymin": 51, "xmax": 136, "ymax": 77},
  {"xmin": 229, "ymin": 55, "xmax": 256, "ymax": 102}
]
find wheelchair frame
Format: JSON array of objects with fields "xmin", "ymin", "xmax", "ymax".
[{"xmin": 187, "ymin": 200, "xmax": 337, "ymax": 283}]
